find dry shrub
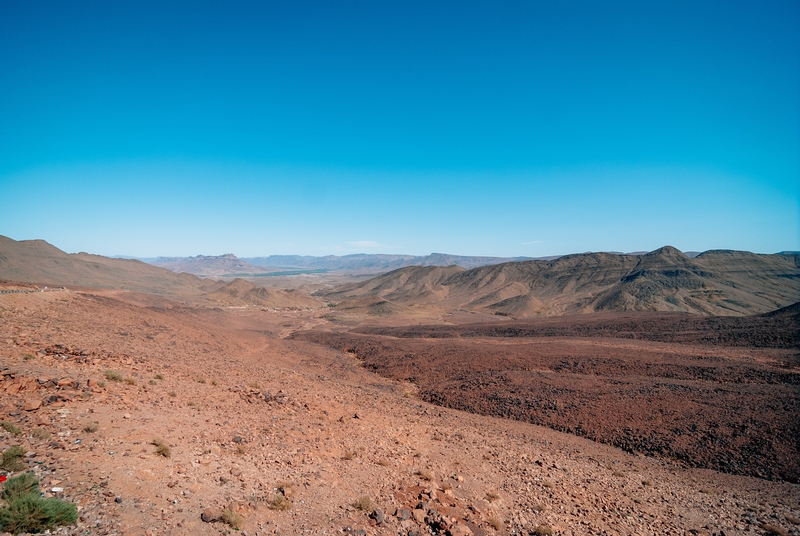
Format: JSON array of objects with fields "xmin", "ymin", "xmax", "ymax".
[
  {"xmin": 31, "ymin": 428, "xmax": 50, "ymax": 440},
  {"xmin": 760, "ymin": 524, "xmax": 789, "ymax": 536},
  {"xmin": 1, "ymin": 422, "xmax": 21, "ymax": 436},
  {"xmin": 222, "ymin": 508, "xmax": 242, "ymax": 529},
  {"xmin": 104, "ymin": 370, "xmax": 123, "ymax": 382},
  {"xmin": 268, "ymin": 493, "xmax": 291, "ymax": 511},
  {"xmin": 352, "ymin": 495, "xmax": 374, "ymax": 511},
  {"xmin": 124, "ymin": 377, "xmax": 136, "ymax": 386},
  {"xmin": 150, "ymin": 438, "xmax": 171, "ymax": 458},
  {"xmin": 416, "ymin": 469, "xmax": 434, "ymax": 481},
  {"xmin": 1, "ymin": 445, "xmax": 26, "ymax": 472},
  {"xmin": 487, "ymin": 516, "xmax": 503, "ymax": 531},
  {"xmin": 197, "ymin": 378, "xmax": 206, "ymax": 384},
  {"xmin": 83, "ymin": 422, "xmax": 99, "ymax": 433},
  {"xmin": 154, "ymin": 374, "xmax": 164, "ymax": 380},
  {"xmin": 532, "ymin": 503, "xmax": 546, "ymax": 513}
]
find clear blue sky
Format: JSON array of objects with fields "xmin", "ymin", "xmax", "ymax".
[{"xmin": 1, "ymin": 1, "xmax": 798, "ymax": 257}]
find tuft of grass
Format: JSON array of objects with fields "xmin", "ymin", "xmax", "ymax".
[
  {"xmin": 532, "ymin": 503, "xmax": 546, "ymax": 513},
  {"xmin": 487, "ymin": 516, "xmax": 503, "ymax": 531},
  {"xmin": 222, "ymin": 508, "xmax": 243, "ymax": 529},
  {"xmin": 486, "ymin": 490, "xmax": 500, "ymax": 502},
  {"xmin": 268, "ymin": 493, "xmax": 292, "ymax": 511},
  {"xmin": 235, "ymin": 444, "xmax": 247, "ymax": 456},
  {"xmin": 22, "ymin": 353, "xmax": 35, "ymax": 361},
  {"xmin": 148, "ymin": 379, "xmax": 157, "ymax": 385},
  {"xmin": 168, "ymin": 391, "xmax": 177, "ymax": 397},
  {"xmin": 82, "ymin": 422, "xmax": 99, "ymax": 433},
  {"xmin": 532, "ymin": 526, "xmax": 553, "ymax": 536},
  {"xmin": 31, "ymin": 428, "xmax": 50, "ymax": 441},
  {"xmin": 197, "ymin": 378, "xmax": 206, "ymax": 384},
  {"xmin": 352, "ymin": 495, "xmax": 374, "ymax": 512},
  {"xmin": 150, "ymin": 438, "xmax": 171, "ymax": 458},
  {"xmin": 97, "ymin": 380, "xmax": 106, "ymax": 388},
  {"xmin": 760, "ymin": 524, "xmax": 789, "ymax": 536},
  {"xmin": 154, "ymin": 374, "xmax": 164, "ymax": 380},
  {"xmin": 0, "ymin": 473, "xmax": 77, "ymax": 533},
  {"xmin": 104, "ymin": 370, "xmax": 123, "ymax": 382},
  {"xmin": 248, "ymin": 382, "xmax": 260, "ymax": 389},
  {"xmin": 124, "ymin": 377, "xmax": 136, "ymax": 386},
  {"xmin": 211, "ymin": 379, "xmax": 218, "ymax": 386},
  {"xmin": 0, "ymin": 422, "xmax": 21, "ymax": 436},
  {"xmin": 416, "ymin": 469, "xmax": 434, "ymax": 482},
  {"xmin": 1, "ymin": 446, "xmax": 26, "ymax": 472}
]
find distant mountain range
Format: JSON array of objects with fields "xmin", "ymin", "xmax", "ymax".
[{"xmin": 318, "ymin": 246, "xmax": 800, "ymax": 317}]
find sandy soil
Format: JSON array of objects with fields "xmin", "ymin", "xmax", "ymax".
[{"xmin": 1, "ymin": 290, "xmax": 799, "ymax": 536}]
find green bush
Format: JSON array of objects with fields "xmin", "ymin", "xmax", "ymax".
[{"xmin": 0, "ymin": 473, "xmax": 77, "ymax": 533}]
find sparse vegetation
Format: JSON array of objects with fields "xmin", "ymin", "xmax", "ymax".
[
  {"xmin": 248, "ymin": 382, "xmax": 260, "ymax": 389},
  {"xmin": 168, "ymin": 391, "xmax": 177, "ymax": 397},
  {"xmin": 532, "ymin": 503, "xmax": 546, "ymax": 513},
  {"xmin": 150, "ymin": 438, "xmax": 171, "ymax": 458},
  {"xmin": 31, "ymin": 428, "xmax": 50, "ymax": 440},
  {"xmin": 83, "ymin": 422, "xmax": 99, "ymax": 433},
  {"xmin": 211, "ymin": 379, "xmax": 218, "ymax": 386},
  {"xmin": 532, "ymin": 525, "xmax": 553, "ymax": 536},
  {"xmin": 1, "ymin": 446, "xmax": 26, "ymax": 472},
  {"xmin": 222, "ymin": 508, "xmax": 243, "ymax": 529},
  {"xmin": 235, "ymin": 444, "xmax": 247, "ymax": 455},
  {"xmin": 124, "ymin": 377, "xmax": 136, "ymax": 385},
  {"xmin": 0, "ymin": 422, "xmax": 21, "ymax": 436},
  {"xmin": 154, "ymin": 374, "xmax": 164, "ymax": 380},
  {"xmin": 148, "ymin": 379, "xmax": 157, "ymax": 385},
  {"xmin": 486, "ymin": 490, "xmax": 500, "ymax": 502},
  {"xmin": 352, "ymin": 495, "xmax": 374, "ymax": 511},
  {"xmin": 197, "ymin": 378, "xmax": 206, "ymax": 384},
  {"xmin": 0, "ymin": 473, "xmax": 77, "ymax": 533},
  {"xmin": 22, "ymin": 353, "xmax": 35, "ymax": 360},
  {"xmin": 104, "ymin": 370, "xmax": 123, "ymax": 382},
  {"xmin": 97, "ymin": 380, "xmax": 105, "ymax": 388}
]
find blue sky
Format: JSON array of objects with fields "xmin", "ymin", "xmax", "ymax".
[{"xmin": 1, "ymin": 1, "xmax": 798, "ymax": 257}]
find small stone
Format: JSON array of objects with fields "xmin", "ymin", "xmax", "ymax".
[
  {"xmin": 370, "ymin": 508, "xmax": 385, "ymax": 524},
  {"xmin": 23, "ymin": 399, "xmax": 41, "ymax": 411},
  {"xmin": 123, "ymin": 413, "xmax": 131, "ymax": 419},
  {"xmin": 57, "ymin": 378, "xmax": 75, "ymax": 387},
  {"xmin": 230, "ymin": 468, "xmax": 242, "ymax": 477},
  {"xmin": 114, "ymin": 496, "xmax": 122, "ymax": 503},
  {"xmin": 232, "ymin": 436, "xmax": 243, "ymax": 444},
  {"xmin": 396, "ymin": 508, "xmax": 411, "ymax": 520},
  {"xmin": 449, "ymin": 524, "xmax": 474, "ymax": 536},
  {"xmin": 201, "ymin": 507, "xmax": 224, "ymax": 523}
]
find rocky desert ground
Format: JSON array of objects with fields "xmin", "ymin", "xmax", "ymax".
[{"xmin": 1, "ymin": 286, "xmax": 800, "ymax": 536}]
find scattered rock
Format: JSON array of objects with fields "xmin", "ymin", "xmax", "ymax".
[{"xmin": 201, "ymin": 507, "xmax": 224, "ymax": 523}]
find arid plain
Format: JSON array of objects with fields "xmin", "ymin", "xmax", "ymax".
[{"xmin": 1, "ymin": 236, "xmax": 799, "ymax": 536}]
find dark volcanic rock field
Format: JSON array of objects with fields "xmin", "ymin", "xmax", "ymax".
[{"xmin": 294, "ymin": 309, "xmax": 800, "ymax": 482}]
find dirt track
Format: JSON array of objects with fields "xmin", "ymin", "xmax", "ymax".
[{"xmin": 295, "ymin": 309, "xmax": 800, "ymax": 483}]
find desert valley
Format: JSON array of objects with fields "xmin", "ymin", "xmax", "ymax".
[{"xmin": 0, "ymin": 235, "xmax": 798, "ymax": 536}]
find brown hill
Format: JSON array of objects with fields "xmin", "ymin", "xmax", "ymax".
[
  {"xmin": 0, "ymin": 235, "xmax": 216, "ymax": 296},
  {"xmin": 318, "ymin": 246, "xmax": 800, "ymax": 316},
  {"xmin": 205, "ymin": 277, "xmax": 320, "ymax": 308}
]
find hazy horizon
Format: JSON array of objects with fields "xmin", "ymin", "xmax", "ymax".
[{"xmin": 2, "ymin": 1, "xmax": 798, "ymax": 257}]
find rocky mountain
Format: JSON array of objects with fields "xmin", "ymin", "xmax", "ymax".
[
  {"xmin": 0, "ymin": 235, "xmax": 216, "ymax": 296},
  {"xmin": 318, "ymin": 246, "xmax": 800, "ymax": 316},
  {"xmin": 150, "ymin": 254, "xmax": 275, "ymax": 277}
]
